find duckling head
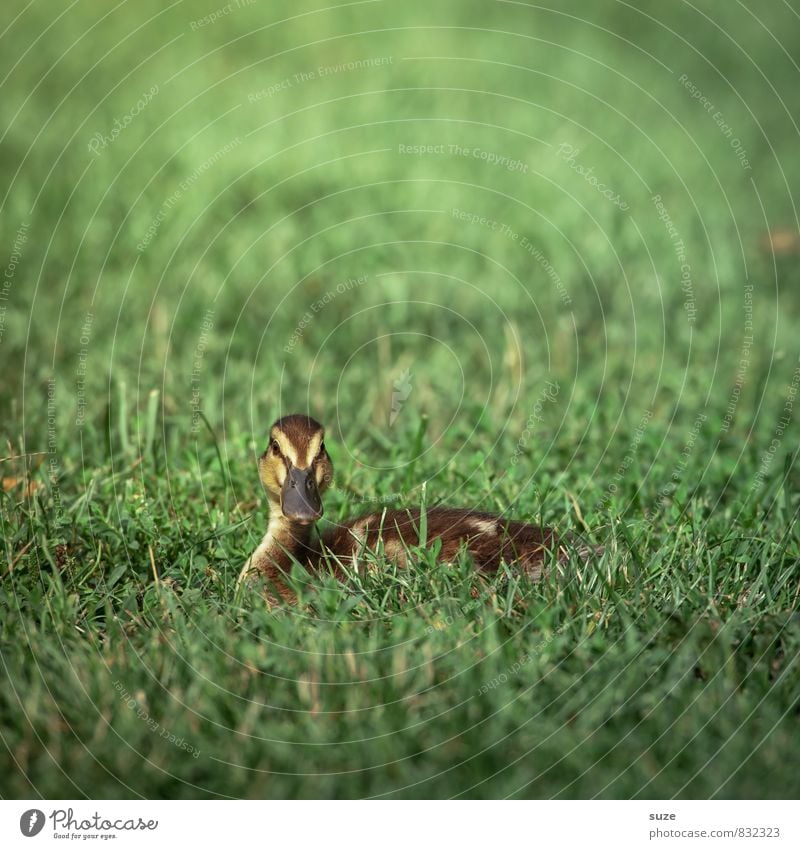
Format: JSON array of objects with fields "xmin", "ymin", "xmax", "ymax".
[{"xmin": 258, "ymin": 414, "xmax": 333, "ymax": 524}]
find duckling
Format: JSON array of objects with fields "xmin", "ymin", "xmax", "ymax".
[{"xmin": 239, "ymin": 414, "xmax": 593, "ymax": 602}]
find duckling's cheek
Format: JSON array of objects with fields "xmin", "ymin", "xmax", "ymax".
[{"xmin": 260, "ymin": 457, "xmax": 286, "ymax": 493}]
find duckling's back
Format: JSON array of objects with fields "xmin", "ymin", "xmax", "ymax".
[{"xmin": 319, "ymin": 507, "xmax": 566, "ymax": 578}]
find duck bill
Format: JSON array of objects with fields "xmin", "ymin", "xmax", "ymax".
[{"xmin": 281, "ymin": 467, "xmax": 323, "ymax": 524}]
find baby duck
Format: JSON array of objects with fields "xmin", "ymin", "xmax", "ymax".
[{"xmin": 239, "ymin": 414, "xmax": 590, "ymax": 602}]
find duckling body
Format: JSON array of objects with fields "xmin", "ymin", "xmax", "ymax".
[
  {"xmin": 322, "ymin": 507, "xmax": 558, "ymax": 580},
  {"xmin": 240, "ymin": 414, "xmax": 588, "ymax": 602}
]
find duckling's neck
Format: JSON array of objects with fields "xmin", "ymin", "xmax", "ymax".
[{"xmin": 246, "ymin": 498, "xmax": 316, "ymax": 601}]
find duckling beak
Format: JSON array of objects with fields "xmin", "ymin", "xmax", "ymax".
[{"xmin": 281, "ymin": 466, "xmax": 323, "ymax": 524}]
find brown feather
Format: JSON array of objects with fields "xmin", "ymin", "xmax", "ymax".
[{"xmin": 317, "ymin": 508, "xmax": 558, "ymax": 580}]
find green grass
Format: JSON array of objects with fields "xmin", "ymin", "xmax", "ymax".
[{"xmin": 1, "ymin": 0, "xmax": 799, "ymax": 798}]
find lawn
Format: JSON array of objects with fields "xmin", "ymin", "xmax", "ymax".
[{"xmin": 1, "ymin": 0, "xmax": 799, "ymax": 799}]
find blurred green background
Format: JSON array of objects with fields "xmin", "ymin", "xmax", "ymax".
[{"xmin": 1, "ymin": 0, "xmax": 799, "ymax": 799}]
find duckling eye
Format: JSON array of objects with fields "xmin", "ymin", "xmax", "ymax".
[{"xmin": 270, "ymin": 439, "xmax": 281, "ymax": 456}]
